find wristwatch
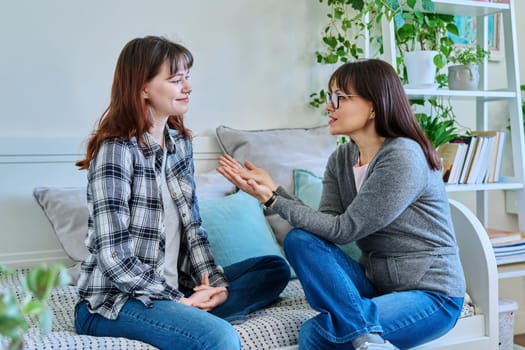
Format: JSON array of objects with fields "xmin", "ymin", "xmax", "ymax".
[{"xmin": 263, "ymin": 191, "xmax": 278, "ymax": 208}]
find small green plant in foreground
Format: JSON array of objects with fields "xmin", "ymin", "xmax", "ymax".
[{"xmin": 0, "ymin": 264, "xmax": 70, "ymax": 350}]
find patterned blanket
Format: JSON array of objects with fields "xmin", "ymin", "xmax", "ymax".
[{"xmin": 0, "ymin": 270, "xmax": 474, "ymax": 349}]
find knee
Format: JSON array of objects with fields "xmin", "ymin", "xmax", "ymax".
[
  {"xmin": 259, "ymin": 255, "xmax": 291, "ymax": 288},
  {"xmin": 271, "ymin": 255, "xmax": 291, "ymax": 281},
  {"xmin": 206, "ymin": 320, "xmax": 241, "ymax": 350},
  {"xmin": 283, "ymin": 228, "xmax": 312, "ymax": 255},
  {"xmin": 299, "ymin": 319, "xmax": 320, "ymax": 349}
]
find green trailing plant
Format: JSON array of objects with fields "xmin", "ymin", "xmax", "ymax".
[
  {"xmin": 310, "ymin": 0, "xmax": 459, "ymax": 104},
  {"xmin": 309, "ymin": 0, "xmax": 463, "ymax": 143},
  {"xmin": 449, "ymin": 45, "xmax": 490, "ymax": 66},
  {"xmin": 310, "ymin": 0, "xmax": 436, "ymax": 108},
  {"xmin": 0, "ymin": 264, "xmax": 70, "ymax": 350}
]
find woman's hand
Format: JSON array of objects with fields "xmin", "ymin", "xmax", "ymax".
[
  {"xmin": 217, "ymin": 155, "xmax": 277, "ymax": 203},
  {"xmin": 183, "ymin": 273, "xmax": 228, "ymax": 311},
  {"xmin": 218, "ymin": 155, "xmax": 278, "ymax": 190}
]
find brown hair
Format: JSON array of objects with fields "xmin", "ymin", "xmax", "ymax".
[
  {"xmin": 76, "ymin": 36, "xmax": 193, "ymax": 169},
  {"xmin": 328, "ymin": 59, "xmax": 441, "ymax": 170}
]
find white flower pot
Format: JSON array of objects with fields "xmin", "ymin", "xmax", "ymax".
[{"xmin": 404, "ymin": 50, "xmax": 438, "ymax": 88}]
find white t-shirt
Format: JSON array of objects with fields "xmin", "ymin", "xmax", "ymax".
[{"xmin": 160, "ymin": 150, "xmax": 182, "ymax": 289}]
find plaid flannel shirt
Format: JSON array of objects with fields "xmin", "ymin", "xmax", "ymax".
[{"xmin": 77, "ymin": 129, "xmax": 227, "ymax": 320}]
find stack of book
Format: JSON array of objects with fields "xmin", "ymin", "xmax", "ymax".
[
  {"xmin": 487, "ymin": 228, "xmax": 525, "ymax": 265},
  {"xmin": 438, "ymin": 131, "xmax": 506, "ymax": 184}
]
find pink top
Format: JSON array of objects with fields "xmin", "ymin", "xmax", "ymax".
[{"xmin": 353, "ymin": 162, "xmax": 369, "ymax": 192}]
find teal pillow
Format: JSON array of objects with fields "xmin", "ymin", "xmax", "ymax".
[
  {"xmin": 199, "ymin": 191, "xmax": 292, "ymax": 273},
  {"xmin": 293, "ymin": 169, "xmax": 324, "ymax": 210},
  {"xmin": 293, "ymin": 169, "xmax": 361, "ymax": 261}
]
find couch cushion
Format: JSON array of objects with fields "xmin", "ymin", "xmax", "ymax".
[{"xmin": 199, "ymin": 191, "xmax": 286, "ymax": 268}]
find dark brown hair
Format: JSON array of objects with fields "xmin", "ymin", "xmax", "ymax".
[
  {"xmin": 76, "ymin": 36, "xmax": 193, "ymax": 169},
  {"xmin": 328, "ymin": 59, "xmax": 441, "ymax": 170}
]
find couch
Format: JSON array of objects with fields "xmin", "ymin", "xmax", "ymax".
[{"xmin": 0, "ymin": 126, "xmax": 499, "ymax": 349}]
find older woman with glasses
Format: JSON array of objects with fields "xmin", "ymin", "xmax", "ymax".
[{"xmin": 217, "ymin": 59, "xmax": 466, "ymax": 350}]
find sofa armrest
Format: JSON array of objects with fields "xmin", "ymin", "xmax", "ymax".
[{"xmin": 447, "ymin": 199, "xmax": 499, "ymax": 349}]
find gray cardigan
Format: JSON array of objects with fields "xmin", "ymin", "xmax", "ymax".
[{"xmin": 273, "ymin": 137, "xmax": 466, "ymax": 297}]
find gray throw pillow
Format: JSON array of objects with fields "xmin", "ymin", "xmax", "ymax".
[
  {"xmin": 216, "ymin": 125, "xmax": 337, "ymax": 194},
  {"xmin": 33, "ymin": 187, "xmax": 89, "ymax": 285},
  {"xmin": 33, "ymin": 187, "xmax": 89, "ymax": 263}
]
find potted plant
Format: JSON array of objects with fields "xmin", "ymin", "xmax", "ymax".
[
  {"xmin": 308, "ymin": 0, "xmax": 463, "ymax": 146},
  {"xmin": 447, "ymin": 45, "xmax": 490, "ymax": 90},
  {"xmin": 0, "ymin": 264, "xmax": 70, "ymax": 350},
  {"xmin": 395, "ymin": 8, "xmax": 458, "ymax": 87},
  {"xmin": 411, "ymin": 98, "xmax": 463, "ymax": 149},
  {"xmin": 309, "ymin": 0, "xmax": 436, "ymax": 108}
]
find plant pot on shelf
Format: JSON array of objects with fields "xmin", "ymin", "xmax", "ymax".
[
  {"xmin": 447, "ymin": 64, "xmax": 480, "ymax": 90},
  {"xmin": 404, "ymin": 50, "xmax": 438, "ymax": 88}
]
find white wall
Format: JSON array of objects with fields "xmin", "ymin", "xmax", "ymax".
[{"xmin": 0, "ymin": 0, "xmax": 329, "ymax": 140}]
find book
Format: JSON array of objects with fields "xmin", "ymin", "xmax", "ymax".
[
  {"xmin": 475, "ymin": 135, "xmax": 495, "ymax": 184},
  {"xmin": 438, "ymin": 143, "xmax": 456, "ymax": 182},
  {"xmin": 466, "ymin": 136, "xmax": 487, "ymax": 184},
  {"xmin": 487, "ymin": 228, "xmax": 523, "ymax": 245},
  {"xmin": 447, "ymin": 136, "xmax": 472, "ymax": 184},
  {"xmin": 492, "ymin": 131, "xmax": 506, "ymax": 182},
  {"xmin": 438, "ymin": 143, "xmax": 465, "ymax": 183},
  {"xmin": 449, "ymin": 143, "xmax": 468, "ymax": 184},
  {"xmin": 496, "ymin": 254, "xmax": 525, "ymax": 266},
  {"xmin": 471, "ymin": 131, "xmax": 506, "ymax": 183},
  {"xmin": 458, "ymin": 136, "xmax": 479, "ymax": 184}
]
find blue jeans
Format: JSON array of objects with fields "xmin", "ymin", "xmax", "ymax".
[
  {"xmin": 283, "ymin": 229, "xmax": 464, "ymax": 350},
  {"xmin": 75, "ymin": 255, "xmax": 290, "ymax": 350}
]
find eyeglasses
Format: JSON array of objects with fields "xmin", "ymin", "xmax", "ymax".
[{"xmin": 325, "ymin": 92, "xmax": 359, "ymax": 110}]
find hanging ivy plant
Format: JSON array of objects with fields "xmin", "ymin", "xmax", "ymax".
[
  {"xmin": 309, "ymin": 0, "xmax": 464, "ymax": 146},
  {"xmin": 310, "ymin": 0, "xmax": 438, "ymax": 108}
]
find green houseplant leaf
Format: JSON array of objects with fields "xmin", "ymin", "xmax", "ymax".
[{"xmin": 0, "ymin": 263, "xmax": 71, "ymax": 349}]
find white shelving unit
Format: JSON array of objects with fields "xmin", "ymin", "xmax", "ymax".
[{"xmin": 381, "ymin": 0, "xmax": 525, "ymax": 346}]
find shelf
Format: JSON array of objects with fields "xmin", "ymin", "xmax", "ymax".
[
  {"xmin": 446, "ymin": 180, "xmax": 524, "ymax": 192},
  {"xmin": 498, "ymin": 261, "xmax": 525, "ymax": 279},
  {"xmin": 405, "ymin": 88, "xmax": 516, "ymax": 100},
  {"xmin": 431, "ymin": 0, "xmax": 509, "ymax": 16}
]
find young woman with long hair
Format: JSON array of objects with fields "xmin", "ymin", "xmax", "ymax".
[{"xmin": 74, "ymin": 36, "xmax": 290, "ymax": 350}]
